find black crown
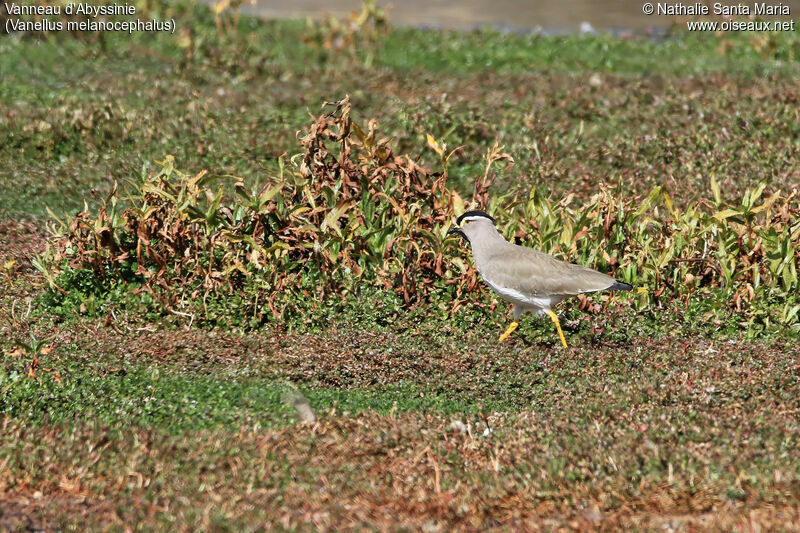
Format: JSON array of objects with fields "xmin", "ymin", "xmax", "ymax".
[{"xmin": 456, "ymin": 210, "xmax": 495, "ymax": 225}]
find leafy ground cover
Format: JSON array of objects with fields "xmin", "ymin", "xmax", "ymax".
[
  {"xmin": 1, "ymin": 319, "xmax": 799, "ymax": 530},
  {"xmin": 1, "ymin": 1, "xmax": 800, "ymax": 530}
]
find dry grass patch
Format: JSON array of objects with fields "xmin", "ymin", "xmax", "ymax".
[{"xmin": 1, "ymin": 407, "xmax": 799, "ymax": 530}]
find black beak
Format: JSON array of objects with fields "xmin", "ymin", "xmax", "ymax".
[{"xmin": 447, "ymin": 227, "xmax": 463, "ymax": 238}]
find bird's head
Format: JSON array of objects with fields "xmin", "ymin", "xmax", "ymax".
[{"xmin": 446, "ymin": 210, "xmax": 496, "ymax": 242}]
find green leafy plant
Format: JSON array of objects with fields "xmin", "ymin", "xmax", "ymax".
[
  {"xmin": 40, "ymin": 96, "xmax": 800, "ymax": 335},
  {"xmin": 41, "ymin": 96, "xmax": 469, "ymax": 327},
  {"xmin": 3, "ymin": 333, "xmax": 59, "ymax": 386}
]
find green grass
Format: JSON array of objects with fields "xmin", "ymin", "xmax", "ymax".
[
  {"xmin": 380, "ymin": 27, "xmax": 800, "ymax": 75},
  {"xmin": 1, "ymin": 363, "xmax": 508, "ymax": 431},
  {"xmin": 2, "ymin": 325, "xmax": 798, "ymax": 529},
  {"xmin": 3, "ymin": 322, "xmax": 798, "ymax": 431}
]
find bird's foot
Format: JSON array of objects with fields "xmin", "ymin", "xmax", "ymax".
[{"xmin": 498, "ymin": 321, "xmax": 519, "ymax": 342}]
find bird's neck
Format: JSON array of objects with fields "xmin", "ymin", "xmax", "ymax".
[{"xmin": 469, "ymin": 226, "xmax": 508, "ymax": 265}]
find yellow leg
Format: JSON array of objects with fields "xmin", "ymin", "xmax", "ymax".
[
  {"xmin": 545, "ymin": 310, "xmax": 568, "ymax": 348},
  {"xmin": 498, "ymin": 321, "xmax": 519, "ymax": 342}
]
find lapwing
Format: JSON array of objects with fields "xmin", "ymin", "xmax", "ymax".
[{"xmin": 447, "ymin": 210, "xmax": 632, "ymax": 347}]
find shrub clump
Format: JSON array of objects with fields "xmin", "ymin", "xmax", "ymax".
[
  {"xmin": 43, "ymin": 97, "xmax": 478, "ymax": 327},
  {"xmin": 42, "ymin": 97, "xmax": 800, "ymax": 335}
]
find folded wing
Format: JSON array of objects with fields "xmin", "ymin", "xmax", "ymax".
[{"xmin": 482, "ymin": 244, "xmax": 629, "ymax": 297}]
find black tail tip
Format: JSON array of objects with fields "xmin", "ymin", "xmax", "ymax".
[{"xmin": 608, "ymin": 281, "xmax": 633, "ymax": 291}]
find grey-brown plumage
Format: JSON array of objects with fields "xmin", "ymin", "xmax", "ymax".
[{"xmin": 447, "ymin": 210, "xmax": 632, "ymax": 346}]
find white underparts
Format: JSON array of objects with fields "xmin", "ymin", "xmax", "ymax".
[{"xmin": 482, "ymin": 277, "xmax": 561, "ymax": 315}]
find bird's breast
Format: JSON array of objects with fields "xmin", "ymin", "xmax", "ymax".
[{"xmin": 481, "ymin": 274, "xmax": 555, "ymax": 311}]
